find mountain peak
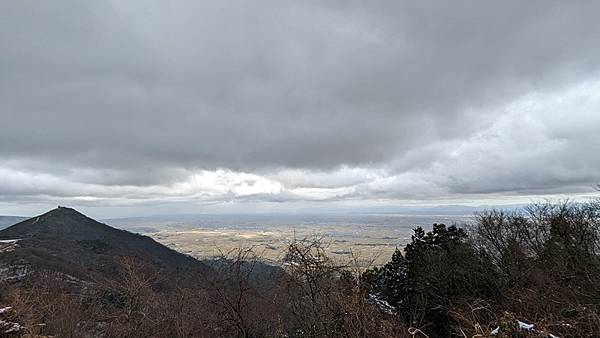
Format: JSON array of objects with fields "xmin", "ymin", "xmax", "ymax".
[
  {"xmin": 0, "ymin": 207, "xmax": 206, "ymax": 279},
  {"xmin": 0, "ymin": 206, "xmax": 102, "ymax": 238},
  {"xmin": 43, "ymin": 206, "xmax": 88, "ymax": 220}
]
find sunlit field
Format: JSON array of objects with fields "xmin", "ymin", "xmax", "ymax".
[{"xmin": 108, "ymin": 214, "xmax": 472, "ymax": 266}]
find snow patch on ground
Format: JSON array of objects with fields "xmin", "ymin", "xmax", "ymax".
[
  {"xmin": 0, "ymin": 306, "xmax": 24, "ymax": 334},
  {"xmin": 0, "ymin": 239, "xmax": 20, "ymax": 244},
  {"xmin": 0, "ymin": 239, "xmax": 21, "ymax": 253},
  {"xmin": 368, "ymin": 294, "xmax": 396, "ymax": 315},
  {"xmin": 490, "ymin": 319, "xmax": 561, "ymax": 337},
  {"xmin": 517, "ymin": 320, "xmax": 534, "ymax": 330},
  {"xmin": 0, "ymin": 319, "xmax": 23, "ymax": 334},
  {"xmin": 0, "ymin": 265, "xmax": 30, "ymax": 282}
]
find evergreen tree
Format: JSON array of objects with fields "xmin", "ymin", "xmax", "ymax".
[{"xmin": 363, "ymin": 224, "xmax": 500, "ymax": 335}]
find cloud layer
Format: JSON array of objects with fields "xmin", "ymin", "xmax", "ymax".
[{"xmin": 1, "ymin": 1, "xmax": 599, "ymax": 215}]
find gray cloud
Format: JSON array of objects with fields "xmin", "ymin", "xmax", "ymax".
[{"xmin": 1, "ymin": 0, "xmax": 600, "ymax": 214}]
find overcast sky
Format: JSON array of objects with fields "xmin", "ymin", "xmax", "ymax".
[{"xmin": 1, "ymin": 1, "xmax": 600, "ymax": 217}]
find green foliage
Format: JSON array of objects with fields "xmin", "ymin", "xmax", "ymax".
[
  {"xmin": 362, "ymin": 249, "xmax": 406, "ymax": 307},
  {"xmin": 363, "ymin": 224, "xmax": 500, "ymax": 335}
]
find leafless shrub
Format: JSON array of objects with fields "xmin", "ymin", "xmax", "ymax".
[
  {"xmin": 1, "ymin": 271, "xmax": 93, "ymax": 337},
  {"xmin": 278, "ymin": 236, "xmax": 402, "ymax": 337},
  {"xmin": 92, "ymin": 256, "xmax": 221, "ymax": 337},
  {"xmin": 206, "ymin": 246, "xmax": 281, "ymax": 337},
  {"xmin": 470, "ymin": 200, "xmax": 600, "ymax": 336}
]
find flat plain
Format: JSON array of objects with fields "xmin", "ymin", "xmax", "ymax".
[{"xmin": 107, "ymin": 214, "xmax": 472, "ymax": 267}]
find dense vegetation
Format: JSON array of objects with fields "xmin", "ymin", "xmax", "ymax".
[
  {"xmin": 1, "ymin": 200, "xmax": 599, "ymax": 337},
  {"xmin": 364, "ymin": 200, "xmax": 600, "ymax": 337}
]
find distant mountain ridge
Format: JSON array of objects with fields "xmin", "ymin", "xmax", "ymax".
[
  {"xmin": 0, "ymin": 216, "xmax": 27, "ymax": 230},
  {"xmin": 0, "ymin": 207, "xmax": 207, "ymax": 281}
]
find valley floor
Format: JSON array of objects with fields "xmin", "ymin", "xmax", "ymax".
[{"xmin": 116, "ymin": 214, "xmax": 470, "ymax": 266}]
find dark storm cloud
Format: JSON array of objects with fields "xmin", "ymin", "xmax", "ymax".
[{"xmin": 1, "ymin": 0, "xmax": 600, "ymax": 210}]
